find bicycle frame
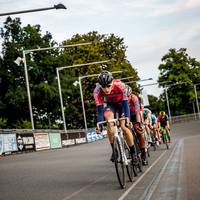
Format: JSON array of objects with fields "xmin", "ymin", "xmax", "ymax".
[{"xmin": 97, "ymin": 118, "xmax": 129, "ymax": 165}]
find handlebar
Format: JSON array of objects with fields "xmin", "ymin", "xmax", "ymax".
[{"xmin": 97, "ymin": 117, "xmax": 129, "ymax": 130}]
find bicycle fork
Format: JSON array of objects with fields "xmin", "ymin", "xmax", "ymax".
[{"xmin": 114, "ymin": 127, "xmax": 128, "ymax": 166}]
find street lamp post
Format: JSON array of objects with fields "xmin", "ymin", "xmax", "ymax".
[
  {"xmin": 78, "ymin": 70, "xmax": 123, "ymax": 130},
  {"xmin": 0, "ymin": 4, "xmax": 66, "ymax": 16},
  {"xmin": 194, "ymin": 83, "xmax": 200, "ymax": 119},
  {"xmin": 164, "ymin": 88, "xmax": 172, "ymax": 123},
  {"xmin": 140, "ymin": 81, "xmax": 172, "ymax": 122},
  {"xmin": 124, "ymin": 78, "xmax": 153, "ymax": 85},
  {"xmin": 57, "ymin": 60, "xmax": 110, "ymax": 132},
  {"xmin": 21, "ymin": 41, "xmax": 98, "ymax": 130}
]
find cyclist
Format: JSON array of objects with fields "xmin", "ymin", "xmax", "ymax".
[
  {"xmin": 151, "ymin": 113, "xmax": 160, "ymax": 145},
  {"xmin": 157, "ymin": 111, "xmax": 171, "ymax": 143},
  {"xmin": 142, "ymin": 108, "xmax": 152, "ymax": 140},
  {"xmin": 126, "ymin": 85, "xmax": 148, "ymax": 165},
  {"xmin": 94, "ymin": 71, "xmax": 136, "ymax": 162}
]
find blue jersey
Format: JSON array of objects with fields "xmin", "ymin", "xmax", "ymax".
[{"xmin": 151, "ymin": 114, "xmax": 157, "ymax": 125}]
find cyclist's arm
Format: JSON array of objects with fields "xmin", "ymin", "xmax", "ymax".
[
  {"xmin": 167, "ymin": 120, "xmax": 170, "ymax": 129},
  {"xmin": 122, "ymin": 100, "xmax": 130, "ymax": 119},
  {"xmin": 93, "ymin": 85, "xmax": 104, "ymax": 122},
  {"xmin": 131, "ymin": 95, "xmax": 141, "ymax": 123},
  {"xmin": 97, "ymin": 105, "xmax": 104, "ymax": 122}
]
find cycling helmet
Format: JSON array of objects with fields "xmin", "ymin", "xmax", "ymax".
[
  {"xmin": 159, "ymin": 111, "xmax": 166, "ymax": 116},
  {"xmin": 126, "ymin": 85, "xmax": 132, "ymax": 96},
  {"xmin": 98, "ymin": 71, "xmax": 113, "ymax": 88}
]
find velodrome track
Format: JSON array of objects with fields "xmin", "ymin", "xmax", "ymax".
[{"xmin": 0, "ymin": 120, "xmax": 200, "ymax": 200}]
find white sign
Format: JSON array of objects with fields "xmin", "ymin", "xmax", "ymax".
[
  {"xmin": 62, "ymin": 139, "xmax": 75, "ymax": 146},
  {"xmin": 75, "ymin": 137, "xmax": 86, "ymax": 144},
  {"xmin": 3, "ymin": 134, "xmax": 18, "ymax": 152},
  {"xmin": 34, "ymin": 132, "xmax": 50, "ymax": 151}
]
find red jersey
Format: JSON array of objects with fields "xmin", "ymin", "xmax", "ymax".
[{"xmin": 93, "ymin": 80, "xmax": 128, "ymax": 106}]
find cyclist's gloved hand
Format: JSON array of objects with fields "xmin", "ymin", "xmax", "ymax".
[
  {"xmin": 96, "ymin": 124, "xmax": 103, "ymax": 134},
  {"xmin": 125, "ymin": 118, "xmax": 130, "ymax": 127}
]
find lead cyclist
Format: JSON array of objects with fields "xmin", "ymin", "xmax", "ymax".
[{"xmin": 94, "ymin": 71, "xmax": 137, "ymax": 162}]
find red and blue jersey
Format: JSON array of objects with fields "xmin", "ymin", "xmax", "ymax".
[{"xmin": 93, "ymin": 80, "xmax": 130, "ymax": 122}]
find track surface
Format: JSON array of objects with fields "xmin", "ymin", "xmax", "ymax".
[{"xmin": 0, "ymin": 120, "xmax": 199, "ymax": 200}]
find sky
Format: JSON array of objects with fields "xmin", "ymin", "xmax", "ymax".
[{"xmin": 0, "ymin": 0, "xmax": 200, "ymax": 97}]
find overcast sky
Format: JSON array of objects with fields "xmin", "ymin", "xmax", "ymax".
[{"xmin": 0, "ymin": 0, "xmax": 200, "ymax": 97}]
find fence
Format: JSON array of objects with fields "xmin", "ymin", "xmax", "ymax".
[
  {"xmin": 171, "ymin": 113, "xmax": 200, "ymax": 124},
  {"xmin": 0, "ymin": 113, "xmax": 199, "ymax": 156}
]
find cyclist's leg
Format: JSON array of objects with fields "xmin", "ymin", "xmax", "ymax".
[
  {"xmin": 153, "ymin": 124, "xmax": 160, "ymax": 145},
  {"xmin": 119, "ymin": 110, "xmax": 136, "ymax": 156},
  {"xmin": 134, "ymin": 124, "xmax": 147, "ymax": 165},
  {"xmin": 165, "ymin": 126, "xmax": 171, "ymax": 142},
  {"xmin": 104, "ymin": 107, "xmax": 115, "ymax": 161}
]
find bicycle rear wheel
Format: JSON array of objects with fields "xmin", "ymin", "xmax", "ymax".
[{"xmin": 113, "ymin": 137, "xmax": 126, "ymax": 189}]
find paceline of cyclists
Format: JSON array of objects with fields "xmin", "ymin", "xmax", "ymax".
[{"xmin": 94, "ymin": 70, "xmax": 171, "ymax": 165}]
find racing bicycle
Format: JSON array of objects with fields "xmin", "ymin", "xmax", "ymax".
[{"xmin": 97, "ymin": 118, "xmax": 139, "ymax": 189}]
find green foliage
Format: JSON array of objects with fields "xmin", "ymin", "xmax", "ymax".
[
  {"xmin": 0, "ymin": 18, "xmax": 139, "ymax": 129},
  {"xmin": 158, "ymin": 48, "xmax": 200, "ymax": 116},
  {"xmin": 14, "ymin": 119, "xmax": 32, "ymax": 129},
  {"xmin": 147, "ymin": 95, "xmax": 165, "ymax": 115},
  {"xmin": 0, "ymin": 118, "xmax": 7, "ymax": 128}
]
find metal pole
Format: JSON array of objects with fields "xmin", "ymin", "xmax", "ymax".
[
  {"xmin": 0, "ymin": 4, "xmax": 66, "ymax": 16},
  {"xmin": 192, "ymin": 101, "xmax": 196, "ymax": 120},
  {"xmin": 79, "ymin": 77, "xmax": 87, "ymax": 130},
  {"xmin": 194, "ymin": 84, "xmax": 200, "ymax": 119},
  {"xmin": 165, "ymin": 88, "xmax": 172, "ymax": 124},
  {"xmin": 56, "ymin": 69, "xmax": 67, "ymax": 132},
  {"xmin": 23, "ymin": 51, "xmax": 34, "ymax": 130}
]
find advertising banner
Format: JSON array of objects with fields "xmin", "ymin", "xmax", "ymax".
[
  {"xmin": 62, "ymin": 139, "xmax": 75, "ymax": 146},
  {"xmin": 84, "ymin": 130, "xmax": 103, "ymax": 143},
  {"xmin": 75, "ymin": 137, "xmax": 86, "ymax": 144},
  {"xmin": 48, "ymin": 132, "xmax": 62, "ymax": 149},
  {"xmin": 3, "ymin": 134, "xmax": 18, "ymax": 153},
  {"xmin": 16, "ymin": 132, "xmax": 35, "ymax": 151},
  {"xmin": 34, "ymin": 132, "xmax": 50, "ymax": 151},
  {"xmin": 0, "ymin": 134, "xmax": 3, "ymax": 155}
]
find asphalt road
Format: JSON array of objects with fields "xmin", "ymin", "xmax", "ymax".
[{"xmin": 0, "ymin": 120, "xmax": 200, "ymax": 200}]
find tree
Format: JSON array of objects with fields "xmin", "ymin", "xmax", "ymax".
[
  {"xmin": 0, "ymin": 18, "xmax": 139, "ymax": 129},
  {"xmin": 158, "ymin": 48, "xmax": 200, "ymax": 116},
  {"xmin": 0, "ymin": 17, "xmax": 59, "ymax": 128},
  {"xmin": 58, "ymin": 31, "xmax": 139, "ymax": 128},
  {"xmin": 147, "ymin": 95, "xmax": 165, "ymax": 115}
]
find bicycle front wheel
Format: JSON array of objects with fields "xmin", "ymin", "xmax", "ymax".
[{"xmin": 113, "ymin": 137, "xmax": 126, "ymax": 189}]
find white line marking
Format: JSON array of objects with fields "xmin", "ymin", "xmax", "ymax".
[
  {"xmin": 118, "ymin": 143, "xmax": 178, "ymax": 200},
  {"xmin": 142, "ymin": 141, "xmax": 179, "ymax": 200},
  {"xmin": 62, "ymin": 175, "xmax": 107, "ymax": 200}
]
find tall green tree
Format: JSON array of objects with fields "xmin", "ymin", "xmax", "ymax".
[
  {"xmin": 147, "ymin": 95, "xmax": 165, "ymax": 115},
  {"xmin": 0, "ymin": 17, "xmax": 59, "ymax": 128},
  {"xmin": 158, "ymin": 48, "xmax": 200, "ymax": 116},
  {"xmin": 59, "ymin": 32, "xmax": 139, "ymax": 129},
  {"xmin": 0, "ymin": 18, "xmax": 139, "ymax": 129}
]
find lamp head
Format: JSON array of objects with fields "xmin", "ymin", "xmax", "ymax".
[{"xmin": 14, "ymin": 57, "xmax": 23, "ymax": 66}]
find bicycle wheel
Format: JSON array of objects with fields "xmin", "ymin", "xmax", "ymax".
[
  {"xmin": 137, "ymin": 153, "xmax": 143, "ymax": 172},
  {"xmin": 124, "ymin": 141, "xmax": 134, "ymax": 182},
  {"xmin": 113, "ymin": 137, "xmax": 126, "ymax": 189}
]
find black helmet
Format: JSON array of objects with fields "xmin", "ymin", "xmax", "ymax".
[{"xmin": 98, "ymin": 71, "xmax": 113, "ymax": 88}]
